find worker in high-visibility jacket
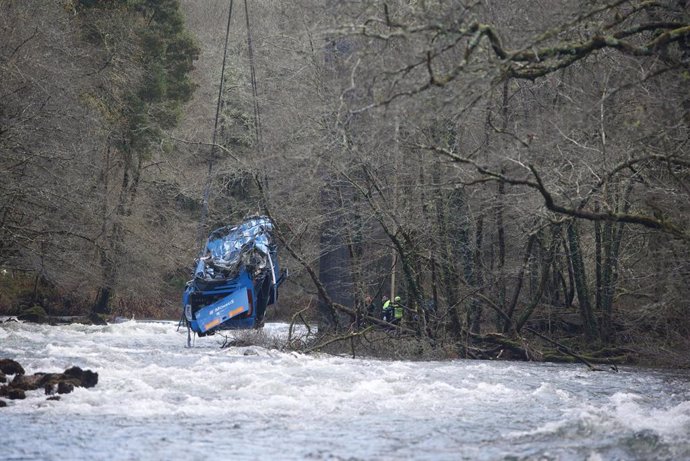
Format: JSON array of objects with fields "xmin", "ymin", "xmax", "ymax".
[
  {"xmin": 382, "ymin": 295, "xmax": 392, "ymax": 322},
  {"xmin": 392, "ymin": 296, "xmax": 403, "ymax": 324}
]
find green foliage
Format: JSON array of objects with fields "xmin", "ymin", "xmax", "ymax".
[
  {"xmin": 130, "ymin": 2, "xmax": 199, "ymax": 153},
  {"xmin": 78, "ymin": 0, "xmax": 200, "ymax": 158}
]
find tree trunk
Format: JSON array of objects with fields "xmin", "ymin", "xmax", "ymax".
[
  {"xmin": 317, "ymin": 181, "xmax": 353, "ymax": 333},
  {"xmin": 469, "ymin": 214, "xmax": 484, "ymax": 334},
  {"xmin": 599, "ymin": 179, "xmax": 633, "ymax": 342},
  {"xmin": 515, "ymin": 225, "xmax": 560, "ymax": 333},
  {"xmin": 495, "ymin": 178, "xmax": 507, "ymax": 328},
  {"xmin": 566, "ymin": 221, "xmax": 598, "ymax": 341},
  {"xmin": 435, "ymin": 172, "xmax": 462, "ymax": 339},
  {"xmin": 503, "ymin": 233, "xmax": 536, "ymax": 333},
  {"xmin": 92, "ymin": 144, "xmax": 142, "ymax": 316}
]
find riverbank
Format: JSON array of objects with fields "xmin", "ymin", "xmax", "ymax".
[
  {"xmin": 3, "ymin": 311, "xmax": 689, "ymax": 370},
  {"xmin": 330, "ymin": 331, "xmax": 690, "ymax": 370},
  {"xmin": 193, "ymin": 318, "xmax": 690, "ymax": 371}
]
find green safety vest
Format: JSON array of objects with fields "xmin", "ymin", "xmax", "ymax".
[
  {"xmin": 382, "ymin": 300, "xmax": 391, "ymax": 310},
  {"xmin": 393, "ymin": 302, "xmax": 403, "ymax": 319}
]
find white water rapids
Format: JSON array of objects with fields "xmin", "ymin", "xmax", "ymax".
[{"xmin": 1, "ymin": 319, "xmax": 689, "ymax": 460}]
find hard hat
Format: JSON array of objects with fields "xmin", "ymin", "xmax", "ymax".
[{"xmin": 394, "ymin": 296, "xmax": 401, "ymax": 302}]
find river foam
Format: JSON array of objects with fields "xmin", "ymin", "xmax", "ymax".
[{"xmin": 1, "ymin": 319, "xmax": 689, "ymax": 460}]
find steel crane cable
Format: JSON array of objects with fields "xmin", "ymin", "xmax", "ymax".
[
  {"xmin": 197, "ymin": 0, "xmax": 235, "ymax": 247},
  {"xmin": 244, "ymin": 0, "xmax": 271, "ymax": 209},
  {"xmin": 244, "ymin": 0, "xmax": 263, "ymax": 156}
]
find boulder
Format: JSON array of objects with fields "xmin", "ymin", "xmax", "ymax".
[
  {"xmin": 0, "ymin": 372, "xmax": 5, "ymax": 383},
  {"xmin": 0, "ymin": 358, "xmax": 25, "ymax": 376},
  {"xmin": 10, "ymin": 373, "xmax": 45, "ymax": 390},
  {"xmin": 0, "ymin": 399, "xmax": 6, "ymax": 407},
  {"xmin": 11, "ymin": 366, "xmax": 98, "ymax": 392},
  {"xmin": 8, "ymin": 388, "xmax": 25, "ymax": 400},
  {"xmin": 63, "ymin": 366, "xmax": 99, "ymax": 388},
  {"xmin": 0, "ymin": 361, "xmax": 98, "ymax": 404},
  {"xmin": 57, "ymin": 382, "xmax": 74, "ymax": 394}
]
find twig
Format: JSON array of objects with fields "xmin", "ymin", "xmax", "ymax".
[
  {"xmin": 288, "ymin": 301, "xmax": 313, "ymax": 349},
  {"xmin": 304, "ymin": 326, "xmax": 374, "ymax": 354}
]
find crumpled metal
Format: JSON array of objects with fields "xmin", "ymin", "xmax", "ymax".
[{"xmin": 195, "ymin": 216, "xmax": 274, "ymax": 279}]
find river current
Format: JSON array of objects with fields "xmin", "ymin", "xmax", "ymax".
[{"xmin": 1, "ymin": 319, "xmax": 689, "ymax": 460}]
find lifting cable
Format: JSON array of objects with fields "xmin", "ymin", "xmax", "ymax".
[
  {"xmin": 243, "ymin": 0, "xmax": 270, "ymax": 208},
  {"xmin": 197, "ymin": 0, "xmax": 235, "ymax": 247},
  {"xmin": 197, "ymin": 0, "xmax": 265, "ymax": 246},
  {"xmin": 244, "ymin": 0, "xmax": 263, "ymax": 156}
]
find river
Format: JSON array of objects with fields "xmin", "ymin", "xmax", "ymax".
[{"xmin": 1, "ymin": 319, "xmax": 689, "ymax": 460}]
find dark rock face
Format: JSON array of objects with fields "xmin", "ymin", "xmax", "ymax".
[
  {"xmin": 10, "ymin": 367, "xmax": 99, "ymax": 391},
  {"xmin": 8, "ymin": 388, "xmax": 26, "ymax": 400},
  {"xmin": 0, "ymin": 399, "xmax": 6, "ymax": 407},
  {"xmin": 0, "ymin": 359, "xmax": 25, "ymax": 376},
  {"xmin": 0, "ymin": 372, "xmax": 5, "ymax": 383},
  {"xmin": 57, "ymin": 381, "xmax": 75, "ymax": 394},
  {"xmin": 10, "ymin": 373, "xmax": 45, "ymax": 390},
  {"xmin": 0, "ymin": 360, "xmax": 98, "ymax": 407},
  {"xmin": 58, "ymin": 381, "xmax": 74, "ymax": 394},
  {"xmin": 64, "ymin": 366, "xmax": 99, "ymax": 388}
]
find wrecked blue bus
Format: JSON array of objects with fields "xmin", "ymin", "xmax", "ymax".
[{"xmin": 182, "ymin": 216, "xmax": 286, "ymax": 338}]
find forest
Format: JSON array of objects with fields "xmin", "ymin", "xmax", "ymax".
[{"xmin": 1, "ymin": 0, "xmax": 688, "ymax": 365}]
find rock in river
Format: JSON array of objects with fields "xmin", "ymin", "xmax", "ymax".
[
  {"xmin": 0, "ymin": 358, "xmax": 25, "ymax": 376},
  {"xmin": 0, "ymin": 359, "xmax": 98, "ymax": 406}
]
